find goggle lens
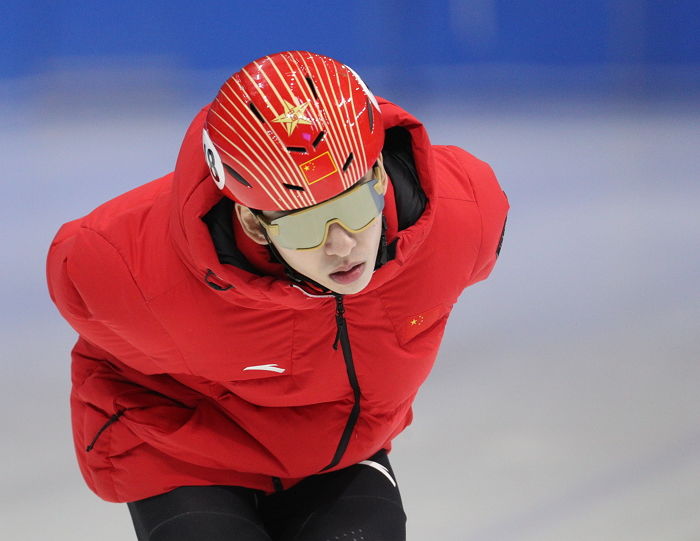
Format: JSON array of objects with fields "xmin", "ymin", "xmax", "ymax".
[{"xmin": 257, "ymin": 178, "xmax": 385, "ymax": 250}]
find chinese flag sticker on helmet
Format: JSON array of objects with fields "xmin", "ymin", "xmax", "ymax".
[{"xmin": 299, "ymin": 152, "xmax": 339, "ymax": 185}]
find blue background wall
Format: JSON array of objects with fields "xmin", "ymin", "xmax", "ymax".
[{"xmin": 2, "ymin": 1, "xmax": 699, "ymax": 81}]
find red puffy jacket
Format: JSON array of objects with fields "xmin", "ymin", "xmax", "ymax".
[{"xmin": 46, "ymin": 98, "xmax": 508, "ymax": 503}]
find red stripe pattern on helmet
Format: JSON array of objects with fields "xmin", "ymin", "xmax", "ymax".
[{"xmin": 204, "ymin": 51, "xmax": 384, "ymax": 211}]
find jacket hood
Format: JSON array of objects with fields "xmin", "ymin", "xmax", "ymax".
[{"xmin": 169, "ymin": 98, "xmax": 437, "ymax": 309}]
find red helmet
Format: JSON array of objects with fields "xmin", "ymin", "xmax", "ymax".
[{"xmin": 202, "ymin": 51, "xmax": 384, "ymax": 211}]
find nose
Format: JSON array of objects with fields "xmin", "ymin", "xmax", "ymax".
[{"xmin": 324, "ymin": 222, "xmax": 357, "ymax": 257}]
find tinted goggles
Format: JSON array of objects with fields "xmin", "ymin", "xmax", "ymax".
[{"xmin": 256, "ymin": 178, "xmax": 385, "ymax": 250}]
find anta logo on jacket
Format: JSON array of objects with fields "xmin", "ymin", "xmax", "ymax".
[{"xmin": 46, "ymin": 98, "xmax": 509, "ymax": 503}]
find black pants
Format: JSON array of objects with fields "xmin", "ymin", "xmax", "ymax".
[{"xmin": 127, "ymin": 450, "xmax": 406, "ymax": 541}]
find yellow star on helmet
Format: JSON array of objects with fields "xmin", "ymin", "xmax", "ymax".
[{"xmin": 272, "ymin": 99, "xmax": 312, "ymax": 135}]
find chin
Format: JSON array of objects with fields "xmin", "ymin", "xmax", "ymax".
[{"xmin": 328, "ymin": 283, "xmax": 364, "ymax": 295}]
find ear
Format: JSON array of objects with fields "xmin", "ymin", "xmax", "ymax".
[
  {"xmin": 234, "ymin": 203, "xmax": 269, "ymax": 245},
  {"xmin": 375, "ymin": 153, "xmax": 388, "ymax": 195}
]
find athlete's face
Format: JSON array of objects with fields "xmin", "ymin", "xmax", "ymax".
[{"xmin": 237, "ymin": 160, "xmax": 387, "ymax": 295}]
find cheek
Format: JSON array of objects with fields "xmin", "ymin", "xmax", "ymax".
[
  {"xmin": 360, "ymin": 218, "xmax": 383, "ymax": 247},
  {"xmin": 275, "ymin": 245, "xmax": 321, "ymax": 272}
]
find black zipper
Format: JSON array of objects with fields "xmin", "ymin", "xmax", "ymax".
[
  {"xmin": 322, "ymin": 295, "xmax": 361, "ymax": 471},
  {"xmin": 86, "ymin": 410, "xmax": 125, "ymax": 452}
]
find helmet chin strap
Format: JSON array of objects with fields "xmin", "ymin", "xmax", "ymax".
[
  {"xmin": 375, "ymin": 216, "xmax": 389, "ymax": 269},
  {"xmin": 264, "ymin": 237, "xmax": 332, "ymax": 295},
  {"xmin": 261, "ymin": 216, "xmax": 389, "ymax": 296}
]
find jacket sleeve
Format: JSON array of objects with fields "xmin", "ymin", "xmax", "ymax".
[
  {"xmin": 47, "ymin": 223, "xmax": 282, "ymax": 473},
  {"xmin": 47, "ymin": 222, "xmax": 187, "ymax": 374},
  {"xmin": 447, "ymin": 146, "xmax": 509, "ymax": 285}
]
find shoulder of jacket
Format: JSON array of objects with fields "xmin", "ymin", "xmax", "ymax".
[
  {"xmin": 432, "ymin": 145, "xmax": 502, "ymax": 203},
  {"xmin": 49, "ymin": 224, "xmax": 145, "ymax": 319},
  {"xmin": 47, "ymin": 175, "xmax": 175, "ymax": 317},
  {"xmin": 84, "ymin": 174, "xmax": 172, "ymax": 231}
]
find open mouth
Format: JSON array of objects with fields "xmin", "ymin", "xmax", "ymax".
[{"xmin": 329, "ymin": 262, "xmax": 365, "ymax": 284}]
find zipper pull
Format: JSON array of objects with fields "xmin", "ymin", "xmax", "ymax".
[
  {"xmin": 333, "ymin": 295, "xmax": 345, "ymax": 350},
  {"xmin": 86, "ymin": 410, "xmax": 124, "ymax": 452}
]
